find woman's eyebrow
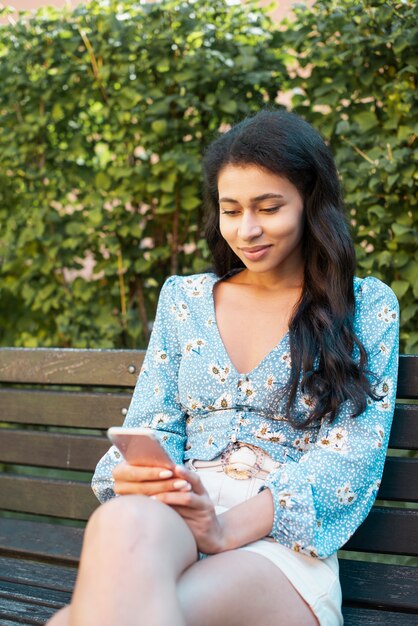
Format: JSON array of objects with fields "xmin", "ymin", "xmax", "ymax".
[{"xmin": 219, "ymin": 193, "xmax": 284, "ymax": 203}]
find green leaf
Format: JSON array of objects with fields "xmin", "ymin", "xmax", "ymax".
[
  {"xmin": 151, "ymin": 120, "xmax": 168, "ymax": 135},
  {"xmin": 95, "ymin": 172, "xmax": 111, "ymax": 190},
  {"xmin": 391, "ymin": 280, "xmax": 409, "ymax": 299},
  {"xmin": 353, "ymin": 111, "xmax": 378, "ymax": 132}
]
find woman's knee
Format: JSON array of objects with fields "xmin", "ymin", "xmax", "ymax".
[
  {"xmin": 86, "ymin": 495, "xmax": 170, "ymax": 549},
  {"xmin": 81, "ymin": 495, "xmax": 197, "ymax": 577},
  {"xmin": 45, "ymin": 605, "xmax": 70, "ymax": 626}
]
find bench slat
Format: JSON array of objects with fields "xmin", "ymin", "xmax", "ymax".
[
  {"xmin": 2, "ymin": 431, "xmax": 417, "ymax": 501},
  {"xmin": 345, "ymin": 506, "xmax": 418, "ymax": 556},
  {"xmin": 0, "ymin": 519, "xmax": 84, "ymax": 565},
  {"xmin": 388, "ymin": 404, "xmax": 418, "ymax": 450},
  {"xmin": 0, "ymin": 593, "xmax": 58, "ymax": 625},
  {"xmin": 339, "ymin": 559, "xmax": 418, "ymax": 612},
  {"xmin": 0, "ymin": 348, "xmax": 144, "ymax": 387},
  {"xmin": 377, "ymin": 457, "xmax": 418, "ymax": 502},
  {"xmin": 342, "ymin": 606, "xmax": 418, "ymax": 625},
  {"xmin": 397, "ymin": 355, "xmax": 418, "ymax": 399},
  {"xmin": 0, "ymin": 350, "xmax": 414, "ymax": 395},
  {"xmin": 0, "ymin": 476, "xmax": 98, "ymax": 520},
  {"xmin": 0, "ymin": 557, "xmax": 77, "ymax": 593},
  {"xmin": 0, "ymin": 430, "xmax": 109, "ymax": 471},
  {"xmin": 0, "ymin": 579, "xmax": 70, "ymax": 608},
  {"xmin": 2, "ymin": 478, "xmax": 418, "ymax": 556},
  {"xmin": 2, "ymin": 391, "xmax": 417, "ymax": 449},
  {"xmin": 0, "ymin": 388, "xmax": 130, "ymax": 428}
]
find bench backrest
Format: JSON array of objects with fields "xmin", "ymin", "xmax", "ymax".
[{"xmin": 0, "ymin": 348, "xmax": 417, "ymax": 559}]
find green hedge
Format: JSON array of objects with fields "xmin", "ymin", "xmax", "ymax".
[
  {"xmin": 0, "ymin": 0, "xmax": 281, "ymax": 347},
  {"xmin": 0, "ymin": 0, "xmax": 416, "ymax": 351},
  {"xmin": 281, "ymin": 0, "xmax": 418, "ymax": 352}
]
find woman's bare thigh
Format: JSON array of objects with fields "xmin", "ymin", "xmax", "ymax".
[{"xmin": 177, "ymin": 549, "xmax": 319, "ymax": 626}]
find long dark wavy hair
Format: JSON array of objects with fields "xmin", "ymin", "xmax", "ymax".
[{"xmin": 203, "ymin": 109, "xmax": 378, "ymax": 426}]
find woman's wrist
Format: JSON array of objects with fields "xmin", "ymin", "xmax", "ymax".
[
  {"xmin": 213, "ymin": 514, "xmax": 236, "ymax": 553},
  {"xmin": 215, "ymin": 489, "xmax": 274, "ymax": 553}
]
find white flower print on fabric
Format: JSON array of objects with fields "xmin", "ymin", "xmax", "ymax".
[
  {"xmin": 208, "ymin": 363, "xmax": 230, "ymax": 384},
  {"xmin": 271, "ymin": 413, "xmax": 287, "ymax": 422},
  {"xmin": 171, "ymin": 301, "xmax": 190, "ymax": 322},
  {"xmin": 280, "ymin": 352, "xmax": 292, "ymax": 369},
  {"xmin": 186, "ymin": 394, "xmax": 204, "ymax": 411},
  {"xmin": 317, "ymin": 427, "xmax": 349, "ymax": 453},
  {"xmin": 292, "ymin": 541, "xmax": 319, "ymax": 558},
  {"xmin": 110, "ymin": 445, "xmax": 123, "ymax": 462},
  {"xmin": 183, "ymin": 276, "xmax": 207, "ymax": 298},
  {"xmin": 377, "ymin": 304, "xmax": 398, "ymax": 324},
  {"xmin": 205, "ymin": 317, "xmax": 215, "ymax": 327},
  {"xmin": 213, "ymin": 393, "xmax": 233, "ymax": 410},
  {"xmin": 293, "ymin": 433, "xmax": 314, "ymax": 453},
  {"xmin": 151, "ymin": 413, "xmax": 171, "ymax": 427},
  {"xmin": 186, "ymin": 414, "xmax": 195, "ymax": 427},
  {"xmin": 336, "ymin": 482, "xmax": 357, "ymax": 505},
  {"xmin": 252, "ymin": 422, "xmax": 286, "ymax": 444},
  {"xmin": 238, "ymin": 379, "xmax": 257, "ymax": 402},
  {"xmin": 277, "ymin": 492, "xmax": 294, "ymax": 509},
  {"xmin": 183, "ymin": 338, "xmax": 206, "ymax": 357},
  {"xmin": 374, "ymin": 425, "xmax": 385, "ymax": 448},
  {"xmin": 366, "ymin": 479, "xmax": 381, "ymax": 498},
  {"xmin": 300, "ymin": 394, "xmax": 316, "ymax": 411},
  {"xmin": 264, "ymin": 374, "xmax": 276, "ymax": 390},
  {"xmin": 374, "ymin": 378, "xmax": 393, "ymax": 411},
  {"xmin": 379, "ymin": 342, "xmax": 389, "ymax": 356},
  {"xmin": 154, "ymin": 349, "xmax": 169, "ymax": 365}
]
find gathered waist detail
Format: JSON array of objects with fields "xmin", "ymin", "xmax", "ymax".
[{"xmin": 187, "ymin": 442, "xmax": 281, "ymax": 480}]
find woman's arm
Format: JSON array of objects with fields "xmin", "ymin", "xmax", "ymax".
[
  {"xmin": 261, "ymin": 277, "xmax": 399, "ymax": 558},
  {"xmin": 92, "ymin": 276, "xmax": 187, "ymax": 503},
  {"xmin": 152, "ymin": 463, "xmax": 275, "ymax": 554}
]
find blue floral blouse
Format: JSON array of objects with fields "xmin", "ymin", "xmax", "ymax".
[{"xmin": 92, "ymin": 271, "xmax": 399, "ymax": 559}]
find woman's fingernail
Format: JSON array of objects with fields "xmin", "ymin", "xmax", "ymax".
[
  {"xmin": 173, "ymin": 480, "xmax": 188, "ymax": 489},
  {"xmin": 159, "ymin": 470, "xmax": 173, "ymax": 478}
]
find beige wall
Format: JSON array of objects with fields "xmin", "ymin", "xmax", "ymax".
[{"xmin": 4, "ymin": 0, "xmax": 304, "ymax": 22}]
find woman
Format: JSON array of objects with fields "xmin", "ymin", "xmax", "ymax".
[{"xmin": 48, "ymin": 110, "xmax": 399, "ymax": 626}]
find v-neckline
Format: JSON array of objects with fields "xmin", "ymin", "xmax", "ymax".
[{"xmin": 208, "ymin": 272, "xmax": 290, "ymax": 378}]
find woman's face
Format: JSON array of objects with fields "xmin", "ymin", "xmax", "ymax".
[{"xmin": 218, "ymin": 164, "xmax": 305, "ymax": 280}]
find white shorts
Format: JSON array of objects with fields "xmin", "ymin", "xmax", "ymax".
[{"xmin": 186, "ymin": 443, "xmax": 343, "ymax": 626}]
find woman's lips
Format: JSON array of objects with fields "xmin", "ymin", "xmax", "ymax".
[{"xmin": 239, "ymin": 245, "xmax": 272, "ymax": 261}]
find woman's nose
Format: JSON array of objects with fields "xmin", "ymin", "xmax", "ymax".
[{"xmin": 237, "ymin": 211, "xmax": 263, "ymax": 240}]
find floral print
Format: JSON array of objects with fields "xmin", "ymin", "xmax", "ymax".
[
  {"xmin": 92, "ymin": 271, "xmax": 399, "ymax": 559},
  {"xmin": 336, "ymin": 482, "xmax": 357, "ymax": 506}
]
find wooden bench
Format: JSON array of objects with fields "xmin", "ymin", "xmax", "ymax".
[{"xmin": 0, "ymin": 348, "xmax": 417, "ymax": 625}]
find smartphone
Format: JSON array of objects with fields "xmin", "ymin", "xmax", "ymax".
[{"xmin": 107, "ymin": 427, "xmax": 175, "ymax": 469}]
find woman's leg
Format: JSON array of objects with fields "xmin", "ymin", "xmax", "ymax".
[
  {"xmin": 178, "ymin": 549, "xmax": 320, "ymax": 626},
  {"xmin": 47, "ymin": 494, "xmax": 197, "ymax": 626}
]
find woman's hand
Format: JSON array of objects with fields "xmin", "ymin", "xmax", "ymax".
[
  {"xmin": 151, "ymin": 465, "xmax": 228, "ymax": 555},
  {"xmin": 112, "ymin": 461, "xmax": 192, "ymax": 497}
]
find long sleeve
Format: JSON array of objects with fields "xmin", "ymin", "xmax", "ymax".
[
  {"xmin": 262, "ymin": 277, "xmax": 399, "ymax": 558},
  {"xmin": 92, "ymin": 276, "xmax": 186, "ymax": 503}
]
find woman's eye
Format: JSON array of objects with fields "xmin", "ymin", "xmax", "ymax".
[
  {"xmin": 221, "ymin": 210, "xmax": 239, "ymax": 215},
  {"xmin": 261, "ymin": 206, "xmax": 280, "ymax": 213}
]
